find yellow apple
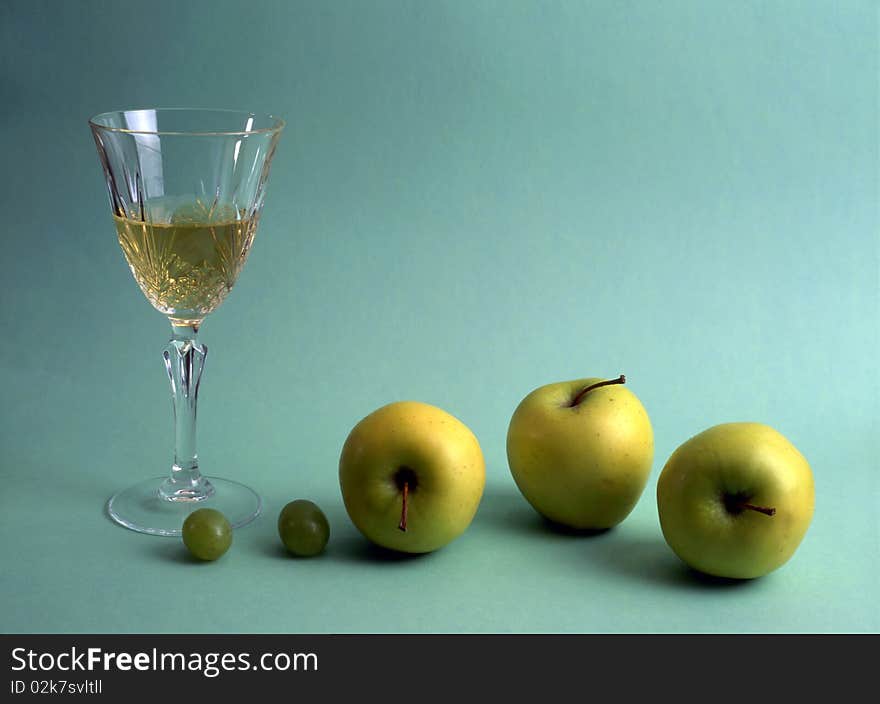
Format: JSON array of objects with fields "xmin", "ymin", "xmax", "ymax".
[
  {"xmin": 506, "ymin": 376, "xmax": 654, "ymax": 529},
  {"xmin": 339, "ymin": 401, "xmax": 485, "ymax": 553},
  {"xmin": 657, "ymin": 422, "xmax": 815, "ymax": 579}
]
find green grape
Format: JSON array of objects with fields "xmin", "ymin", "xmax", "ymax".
[
  {"xmin": 182, "ymin": 508, "xmax": 233, "ymax": 561},
  {"xmin": 278, "ymin": 500, "xmax": 330, "ymax": 557}
]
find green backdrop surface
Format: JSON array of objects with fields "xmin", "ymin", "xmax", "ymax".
[{"xmin": 0, "ymin": 0, "xmax": 877, "ymax": 633}]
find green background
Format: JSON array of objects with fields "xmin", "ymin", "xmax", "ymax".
[{"xmin": 1, "ymin": 0, "xmax": 877, "ymax": 633}]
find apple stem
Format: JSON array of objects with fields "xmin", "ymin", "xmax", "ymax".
[
  {"xmin": 398, "ymin": 481, "xmax": 409, "ymax": 532},
  {"xmin": 569, "ymin": 374, "xmax": 626, "ymax": 407},
  {"xmin": 740, "ymin": 502, "xmax": 776, "ymax": 516}
]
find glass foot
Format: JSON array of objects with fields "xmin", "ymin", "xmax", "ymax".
[{"xmin": 107, "ymin": 476, "xmax": 262, "ymax": 536}]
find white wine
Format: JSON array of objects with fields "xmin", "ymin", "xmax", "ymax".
[{"xmin": 114, "ymin": 200, "xmax": 258, "ymax": 326}]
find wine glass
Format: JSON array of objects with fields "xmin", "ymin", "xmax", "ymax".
[{"xmin": 90, "ymin": 108, "xmax": 284, "ymax": 536}]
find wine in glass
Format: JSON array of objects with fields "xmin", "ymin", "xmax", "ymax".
[{"xmin": 90, "ymin": 108, "xmax": 284, "ymax": 535}]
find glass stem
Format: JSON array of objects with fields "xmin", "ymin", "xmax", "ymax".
[{"xmin": 159, "ymin": 324, "xmax": 214, "ymax": 502}]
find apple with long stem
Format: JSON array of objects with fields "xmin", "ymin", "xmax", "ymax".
[{"xmin": 506, "ymin": 374, "xmax": 654, "ymax": 530}]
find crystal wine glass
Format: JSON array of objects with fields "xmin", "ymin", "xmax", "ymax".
[{"xmin": 90, "ymin": 108, "xmax": 284, "ymax": 535}]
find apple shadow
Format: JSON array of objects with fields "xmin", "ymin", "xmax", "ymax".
[
  {"xmin": 581, "ymin": 533, "xmax": 757, "ymax": 590},
  {"xmin": 331, "ymin": 535, "xmax": 434, "ymax": 565},
  {"xmin": 477, "ymin": 486, "xmax": 757, "ymax": 590},
  {"xmin": 476, "ymin": 485, "xmax": 611, "ymax": 539}
]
